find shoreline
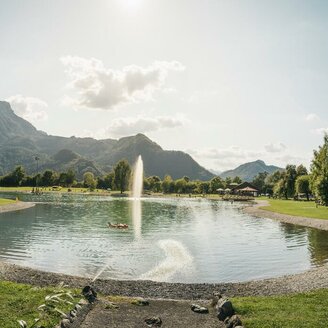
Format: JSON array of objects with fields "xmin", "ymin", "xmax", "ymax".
[
  {"xmin": 1, "ymin": 261, "xmax": 328, "ymax": 299},
  {"xmin": 1, "ymin": 198, "xmax": 328, "ymax": 300},
  {"xmin": 0, "ymin": 201, "xmax": 35, "ymax": 214},
  {"xmin": 244, "ymin": 199, "xmax": 328, "ymax": 231}
]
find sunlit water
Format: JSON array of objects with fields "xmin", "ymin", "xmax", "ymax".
[{"xmin": 0, "ymin": 192, "xmax": 328, "ymax": 283}]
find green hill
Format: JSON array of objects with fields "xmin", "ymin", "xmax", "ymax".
[
  {"xmin": 220, "ymin": 160, "xmax": 282, "ymax": 182},
  {"xmin": 0, "ymin": 101, "xmax": 214, "ymax": 180}
]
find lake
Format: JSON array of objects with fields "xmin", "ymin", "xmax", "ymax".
[{"xmin": 0, "ymin": 192, "xmax": 328, "ymax": 283}]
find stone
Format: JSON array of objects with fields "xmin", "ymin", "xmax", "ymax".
[
  {"xmin": 74, "ymin": 304, "xmax": 82, "ymax": 312},
  {"xmin": 224, "ymin": 315, "xmax": 243, "ymax": 328},
  {"xmin": 60, "ymin": 319, "xmax": 70, "ymax": 328},
  {"xmin": 191, "ymin": 304, "xmax": 209, "ymax": 314},
  {"xmin": 78, "ymin": 298, "xmax": 88, "ymax": 306},
  {"xmin": 145, "ymin": 316, "xmax": 162, "ymax": 327},
  {"xmin": 70, "ymin": 309, "xmax": 77, "ymax": 317},
  {"xmin": 132, "ymin": 298, "xmax": 150, "ymax": 306},
  {"xmin": 216, "ymin": 298, "xmax": 235, "ymax": 321},
  {"xmin": 82, "ymin": 285, "xmax": 97, "ymax": 303}
]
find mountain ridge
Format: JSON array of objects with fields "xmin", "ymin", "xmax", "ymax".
[
  {"xmin": 220, "ymin": 159, "xmax": 283, "ymax": 181},
  {"xmin": 0, "ymin": 101, "xmax": 214, "ymax": 180}
]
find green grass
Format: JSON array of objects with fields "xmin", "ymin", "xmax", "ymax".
[
  {"xmin": 232, "ymin": 289, "xmax": 328, "ymax": 328},
  {"xmin": 261, "ymin": 199, "xmax": 328, "ymax": 220},
  {"xmin": 0, "ymin": 281, "xmax": 80, "ymax": 328},
  {"xmin": 0, "ymin": 186, "xmax": 108, "ymax": 193},
  {"xmin": 0, "ymin": 198, "xmax": 16, "ymax": 206}
]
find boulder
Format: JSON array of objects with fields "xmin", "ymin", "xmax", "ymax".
[
  {"xmin": 224, "ymin": 315, "xmax": 242, "ymax": 328},
  {"xmin": 216, "ymin": 298, "xmax": 235, "ymax": 321},
  {"xmin": 191, "ymin": 304, "xmax": 209, "ymax": 314},
  {"xmin": 145, "ymin": 316, "xmax": 162, "ymax": 327}
]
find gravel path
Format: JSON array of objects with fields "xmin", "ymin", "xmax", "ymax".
[
  {"xmin": 1, "ymin": 261, "xmax": 328, "ymax": 300},
  {"xmin": 0, "ymin": 201, "xmax": 35, "ymax": 214},
  {"xmin": 244, "ymin": 200, "xmax": 328, "ymax": 231}
]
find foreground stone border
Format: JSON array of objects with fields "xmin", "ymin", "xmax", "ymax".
[
  {"xmin": 244, "ymin": 200, "xmax": 328, "ymax": 231},
  {"xmin": 0, "ymin": 201, "xmax": 35, "ymax": 214},
  {"xmin": 1, "ymin": 261, "xmax": 328, "ymax": 300}
]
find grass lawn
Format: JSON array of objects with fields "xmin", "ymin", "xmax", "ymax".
[
  {"xmin": 260, "ymin": 199, "xmax": 328, "ymax": 220},
  {"xmin": 232, "ymin": 289, "xmax": 328, "ymax": 328},
  {"xmin": 0, "ymin": 281, "xmax": 80, "ymax": 328},
  {"xmin": 0, "ymin": 198, "xmax": 16, "ymax": 206},
  {"xmin": 0, "ymin": 186, "xmax": 108, "ymax": 193}
]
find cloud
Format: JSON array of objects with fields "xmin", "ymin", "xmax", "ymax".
[
  {"xmin": 264, "ymin": 142, "xmax": 287, "ymax": 153},
  {"xmin": 305, "ymin": 113, "xmax": 320, "ymax": 121},
  {"xmin": 61, "ymin": 56, "xmax": 185, "ymax": 110},
  {"xmin": 6, "ymin": 95, "xmax": 48, "ymax": 122},
  {"xmin": 103, "ymin": 115, "xmax": 186, "ymax": 137},
  {"xmin": 187, "ymin": 147, "xmax": 262, "ymax": 160},
  {"xmin": 312, "ymin": 127, "xmax": 328, "ymax": 135}
]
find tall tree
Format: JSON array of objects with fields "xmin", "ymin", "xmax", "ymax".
[
  {"xmin": 83, "ymin": 172, "xmax": 97, "ymax": 191},
  {"xmin": 295, "ymin": 175, "xmax": 311, "ymax": 201},
  {"xmin": 162, "ymin": 175, "xmax": 174, "ymax": 193},
  {"xmin": 285, "ymin": 164, "xmax": 297, "ymax": 199},
  {"xmin": 311, "ymin": 134, "xmax": 328, "ymax": 205},
  {"xmin": 252, "ymin": 172, "xmax": 269, "ymax": 193},
  {"xmin": 114, "ymin": 159, "xmax": 131, "ymax": 194}
]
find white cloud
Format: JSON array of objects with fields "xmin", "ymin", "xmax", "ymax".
[
  {"xmin": 103, "ymin": 115, "xmax": 186, "ymax": 137},
  {"xmin": 312, "ymin": 127, "xmax": 328, "ymax": 135},
  {"xmin": 305, "ymin": 113, "xmax": 320, "ymax": 121},
  {"xmin": 264, "ymin": 142, "xmax": 287, "ymax": 153},
  {"xmin": 6, "ymin": 95, "xmax": 48, "ymax": 122},
  {"xmin": 61, "ymin": 56, "xmax": 185, "ymax": 110},
  {"xmin": 187, "ymin": 146, "xmax": 262, "ymax": 161}
]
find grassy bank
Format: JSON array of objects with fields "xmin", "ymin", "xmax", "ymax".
[
  {"xmin": 0, "ymin": 281, "xmax": 80, "ymax": 328},
  {"xmin": 261, "ymin": 199, "xmax": 328, "ymax": 220},
  {"xmin": 0, "ymin": 198, "xmax": 16, "ymax": 206},
  {"xmin": 0, "ymin": 186, "xmax": 107, "ymax": 193},
  {"xmin": 232, "ymin": 289, "xmax": 328, "ymax": 328}
]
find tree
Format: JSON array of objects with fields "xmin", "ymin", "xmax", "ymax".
[
  {"xmin": 310, "ymin": 134, "xmax": 328, "ymax": 205},
  {"xmin": 41, "ymin": 170, "xmax": 56, "ymax": 186},
  {"xmin": 232, "ymin": 176, "xmax": 242, "ymax": 184},
  {"xmin": 65, "ymin": 169, "xmax": 76, "ymax": 187},
  {"xmin": 83, "ymin": 172, "xmax": 97, "ymax": 191},
  {"xmin": 113, "ymin": 159, "xmax": 131, "ymax": 194},
  {"xmin": 224, "ymin": 177, "xmax": 232, "ymax": 188},
  {"xmin": 175, "ymin": 178, "xmax": 187, "ymax": 193},
  {"xmin": 162, "ymin": 175, "xmax": 174, "ymax": 193},
  {"xmin": 296, "ymin": 164, "xmax": 308, "ymax": 176},
  {"xmin": 285, "ymin": 164, "xmax": 297, "ymax": 199},
  {"xmin": 295, "ymin": 175, "xmax": 311, "ymax": 201},
  {"xmin": 252, "ymin": 172, "xmax": 269, "ymax": 193},
  {"xmin": 146, "ymin": 176, "xmax": 161, "ymax": 192},
  {"xmin": 209, "ymin": 176, "xmax": 224, "ymax": 193}
]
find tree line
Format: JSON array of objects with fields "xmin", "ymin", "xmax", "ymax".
[
  {"xmin": 250, "ymin": 134, "xmax": 328, "ymax": 205},
  {"xmin": 1, "ymin": 134, "xmax": 328, "ymax": 204}
]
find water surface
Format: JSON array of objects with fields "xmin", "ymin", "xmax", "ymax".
[{"xmin": 0, "ymin": 192, "xmax": 328, "ymax": 283}]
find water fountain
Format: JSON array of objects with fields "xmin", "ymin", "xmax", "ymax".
[
  {"xmin": 132, "ymin": 155, "xmax": 143, "ymax": 240},
  {"xmin": 91, "ymin": 155, "xmax": 144, "ymax": 282}
]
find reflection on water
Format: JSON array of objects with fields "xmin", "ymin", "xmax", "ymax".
[{"xmin": 0, "ymin": 192, "xmax": 328, "ymax": 283}]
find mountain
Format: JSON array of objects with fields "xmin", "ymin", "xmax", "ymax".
[
  {"xmin": 220, "ymin": 160, "xmax": 282, "ymax": 182},
  {"xmin": 0, "ymin": 101, "xmax": 214, "ymax": 180}
]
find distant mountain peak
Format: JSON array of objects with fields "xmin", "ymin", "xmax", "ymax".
[{"xmin": 220, "ymin": 160, "xmax": 282, "ymax": 181}]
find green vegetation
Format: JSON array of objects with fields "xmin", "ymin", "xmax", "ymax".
[
  {"xmin": 0, "ymin": 281, "xmax": 80, "ymax": 328},
  {"xmin": 261, "ymin": 199, "xmax": 328, "ymax": 220},
  {"xmin": 0, "ymin": 198, "xmax": 15, "ymax": 206},
  {"xmin": 233, "ymin": 289, "xmax": 328, "ymax": 328}
]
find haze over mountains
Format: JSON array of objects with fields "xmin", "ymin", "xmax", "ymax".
[
  {"xmin": 0, "ymin": 101, "xmax": 282, "ymax": 181},
  {"xmin": 0, "ymin": 101, "xmax": 214, "ymax": 180}
]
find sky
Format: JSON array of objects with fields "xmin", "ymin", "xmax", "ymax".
[{"xmin": 1, "ymin": 0, "xmax": 328, "ymax": 172}]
